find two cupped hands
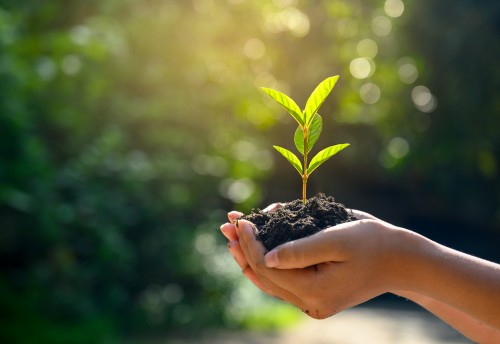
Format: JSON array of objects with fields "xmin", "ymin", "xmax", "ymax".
[{"xmin": 219, "ymin": 204, "xmax": 407, "ymax": 319}]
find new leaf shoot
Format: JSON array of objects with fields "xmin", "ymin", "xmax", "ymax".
[{"xmin": 261, "ymin": 76, "xmax": 349, "ymax": 203}]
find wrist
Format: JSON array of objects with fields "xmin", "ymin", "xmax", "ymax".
[{"xmin": 379, "ymin": 225, "xmax": 432, "ymax": 294}]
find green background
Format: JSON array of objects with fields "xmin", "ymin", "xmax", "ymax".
[{"xmin": 1, "ymin": 0, "xmax": 499, "ymax": 342}]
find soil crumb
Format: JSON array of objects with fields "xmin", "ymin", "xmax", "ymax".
[{"xmin": 243, "ymin": 193, "xmax": 355, "ymax": 252}]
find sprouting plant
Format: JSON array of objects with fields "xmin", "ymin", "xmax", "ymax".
[{"xmin": 261, "ymin": 76, "xmax": 350, "ymax": 204}]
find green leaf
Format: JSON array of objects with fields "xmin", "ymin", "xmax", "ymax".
[
  {"xmin": 294, "ymin": 114, "xmax": 323, "ymax": 155},
  {"xmin": 273, "ymin": 145, "xmax": 303, "ymax": 175},
  {"xmin": 303, "ymin": 76, "xmax": 339, "ymax": 127},
  {"xmin": 306, "ymin": 143, "xmax": 349, "ymax": 176},
  {"xmin": 261, "ymin": 87, "xmax": 304, "ymax": 126}
]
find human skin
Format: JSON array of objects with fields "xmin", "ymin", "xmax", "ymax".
[{"xmin": 220, "ymin": 209, "xmax": 500, "ymax": 343}]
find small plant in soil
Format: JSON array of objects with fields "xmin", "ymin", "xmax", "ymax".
[
  {"xmin": 262, "ymin": 75, "xmax": 349, "ymax": 204},
  {"xmin": 243, "ymin": 76, "xmax": 355, "ymax": 251}
]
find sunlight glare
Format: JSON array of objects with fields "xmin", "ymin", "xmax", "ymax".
[{"xmin": 264, "ymin": 7, "xmax": 310, "ymax": 37}]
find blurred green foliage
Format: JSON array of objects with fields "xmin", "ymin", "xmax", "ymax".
[{"xmin": 0, "ymin": 0, "xmax": 499, "ymax": 343}]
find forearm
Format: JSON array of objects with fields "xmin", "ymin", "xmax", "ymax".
[
  {"xmin": 396, "ymin": 290, "xmax": 500, "ymax": 343},
  {"xmin": 395, "ymin": 230, "xmax": 500, "ymax": 330}
]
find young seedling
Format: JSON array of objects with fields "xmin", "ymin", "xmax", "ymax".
[{"xmin": 261, "ymin": 76, "xmax": 349, "ymax": 204}]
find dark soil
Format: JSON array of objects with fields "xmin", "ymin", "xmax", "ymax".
[{"xmin": 242, "ymin": 193, "xmax": 355, "ymax": 252}]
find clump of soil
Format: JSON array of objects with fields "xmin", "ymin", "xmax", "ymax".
[{"xmin": 243, "ymin": 193, "xmax": 355, "ymax": 252}]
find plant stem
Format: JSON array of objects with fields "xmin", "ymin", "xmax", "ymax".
[
  {"xmin": 302, "ymin": 127, "xmax": 308, "ymax": 204},
  {"xmin": 302, "ymin": 176, "xmax": 307, "ymax": 204}
]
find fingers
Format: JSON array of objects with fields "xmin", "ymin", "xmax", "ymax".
[
  {"xmin": 242, "ymin": 266, "xmax": 269, "ymax": 293},
  {"xmin": 349, "ymin": 209, "xmax": 379, "ymax": 220},
  {"xmin": 263, "ymin": 222, "xmax": 359, "ymax": 269},
  {"xmin": 236, "ymin": 220, "xmax": 313, "ymax": 306},
  {"xmin": 349, "ymin": 209, "xmax": 392, "ymax": 227},
  {"xmin": 227, "ymin": 239, "xmax": 270, "ymax": 294},
  {"xmin": 227, "ymin": 240, "xmax": 247, "ymax": 268},
  {"xmin": 262, "ymin": 202, "xmax": 286, "ymax": 213},
  {"xmin": 221, "ymin": 223, "xmax": 238, "ymax": 241},
  {"xmin": 224, "ymin": 217, "xmax": 274, "ymax": 295},
  {"xmin": 223, "ymin": 214, "xmax": 285, "ymax": 298},
  {"xmin": 228, "ymin": 211, "xmax": 243, "ymax": 224},
  {"xmin": 233, "ymin": 220, "xmax": 305, "ymax": 309},
  {"xmin": 221, "ymin": 210, "xmax": 245, "ymax": 241},
  {"xmin": 235, "ymin": 220, "xmax": 266, "ymax": 270},
  {"xmin": 223, "ymin": 212, "xmax": 323, "ymax": 313},
  {"xmin": 264, "ymin": 237, "xmax": 331, "ymax": 269}
]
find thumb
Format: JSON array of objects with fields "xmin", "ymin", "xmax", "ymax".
[{"xmin": 263, "ymin": 228, "xmax": 344, "ymax": 269}]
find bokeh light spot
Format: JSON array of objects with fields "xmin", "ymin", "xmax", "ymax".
[
  {"xmin": 232, "ymin": 140, "xmax": 257, "ymax": 161},
  {"xmin": 219, "ymin": 178, "xmax": 255, "ymax": 203},
  {"xmin": 359, "ymin": 83, "xmax": 381, "ymax": 104},
  {"xmin": 384, "ymin": 0, "xmax": 405, "ymax": 18},
  {"xmin": 36, "ymin": 57, "xmax": 57, "ymax": 81},
  {"xmin": 70, "ymin": 25, "xmax": 92, "ymax": 45},
  {"xmin": 411, "ymin": 85, "xmax": 437, "ymax": 113},
  {"xmin": 357, "ymin": 38, "xmax": 378, "ymax": 58},
  {"xmin": 350, "ymin": 57, "xmax": 375, "ymax": 79},
  {"xmin": 264, "ymin": 7, "xmax": 310, "ymax": 37},
  {"xmin": 192, "ymin": 154, "xmax": 228, "ymax": 176},
  {"xmin": 62, "ymin": 54, "xmax": 82, "ymax": 75},
  {"xmin": 411, "ymin": 86, "xmax": 431, "ymax": 106},
  {"xmin": 398, "ymin": 58, "xmax": 418, "ymax": 84},
  {"xmin": 243, "ymin": 38, "xmax": 266, "ymax": 60},
  {"xmin": 372, "ymin": 15, "xmax": 392, "ymax": 36},
  {"xmin": 195, "ymin": 233, "xmax": 217, "ymax": 255},
  {"xmin": 388, "ymin": 136, "xmax": 410, "ymax": 159}
]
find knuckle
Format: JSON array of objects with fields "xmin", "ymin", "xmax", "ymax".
[{"xmin": 241, "ymin": 265, "xmax": 252, "ymax": 275}]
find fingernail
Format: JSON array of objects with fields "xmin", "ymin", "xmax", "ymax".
[
  {"xmin": 235, "ymin": 219, "xmax": 246, "ymax": 235},
  {"xmin": 264, "ymin": 249, "xmax": 279, "ymax": 268}
]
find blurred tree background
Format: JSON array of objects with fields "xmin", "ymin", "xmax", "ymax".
[{"xmin": 0, "ymin": 0, "xmax": 498, "ymax": 343}]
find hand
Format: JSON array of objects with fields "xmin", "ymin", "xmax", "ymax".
[
  {"xmin": 235, "ymin": 217, "xmax": 406, "ymax": 318},
  {"xmin": 220, "ymin": 206, "xmax": 401, "ymax": 317},
  {"xmin": 220, "ymin": 206, "xmax": 500, "ymax": 341},
  {"xmin": 219, "ymin": 202, "xmax": 287, "ymax": 294},
  {"xmin": 220, "ymin": 203, "xmax": 284, "ymax": 296},
  {"xmin": 221, "ymin": 211, "xmax": 267, "ymax": 292}
]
